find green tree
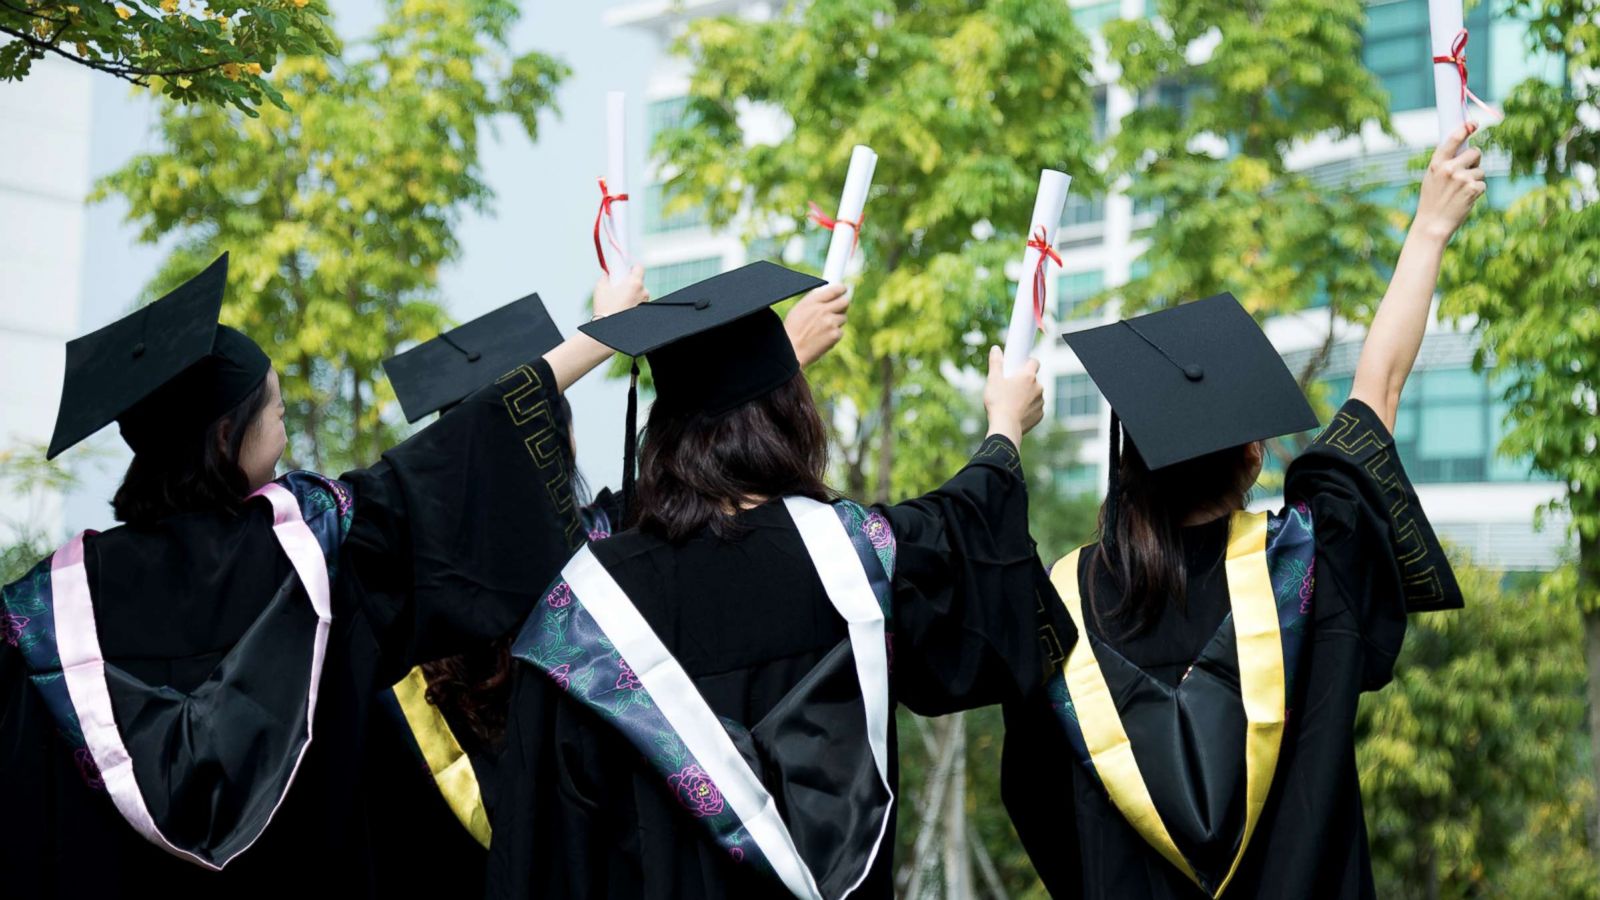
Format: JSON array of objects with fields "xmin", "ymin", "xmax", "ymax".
[
  {"xmin": 0, "ymin": 0, "xmax": 336, "ymax": 114},
  {"xmin": 658, "ymin": 0, "xmax": 1099, "ymax": 504},
  {"xmin": 1358, "ymin": 559, "xmax": 1595, "ymax": 898},
  {"xmin": 1436, "ymin": 0, "xmax": 1600, "ymax": 861},
  {"xmin": 1102, "ymin": 0, "xmax": 1400, "ymax": 457},
  {"xmin": 0, "ymin": 443, "xmax": 83, "ymax": 584},
  {"xmin": 94, "ymin": 0, "xmax": 567, "ymax": 472}
]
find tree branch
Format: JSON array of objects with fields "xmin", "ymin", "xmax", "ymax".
[{"xmin": 0, "ymin": 19, "xmax": 239, "ymax": 83}]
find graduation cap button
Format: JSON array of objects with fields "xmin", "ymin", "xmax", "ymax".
[
  {"xmin": 1184, "ymin": 364, "xmax": 1204, "ymax": 382},
  {"xmin": 694, "ymin": 298, "xmax": 710, "ymax": 310},
  {"xmin": 466, "ymin": 351, "xmax": 482, "ymax": 362},
  {"xmin": 131, "ymin": 342, "xmax": 146, "ymax": 359}
]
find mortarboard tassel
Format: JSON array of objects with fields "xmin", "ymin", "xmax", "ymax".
[
  {"xmin": 1104, "ymin": 411, "xmax": 1122, "ymax": 552},
  {"xmin": 620, "ymin": 358, "xmax": 640, "ymax": 526}
]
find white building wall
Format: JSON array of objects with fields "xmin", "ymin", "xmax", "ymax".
[{"xmin": 0, "ymin": 55, "xmax": 94, "ymax": 545}]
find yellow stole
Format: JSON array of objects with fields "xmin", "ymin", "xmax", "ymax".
[
  {"xmin": 1048, "ymin": 510, "xmax": 1285, "ymax": 897},
  {"xmin": 392, "ymin": 666, "xmax": 493, "ymax": 848}
]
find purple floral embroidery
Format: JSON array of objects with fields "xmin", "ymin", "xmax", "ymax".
[
  {"xmin": 587, "ymin": 527, "xmax": 609, "ymax": 542},
  {"xmin": 1299, "ymin": 559, "xmax": 1316, "ymax": 614},
  {"xmin": 864, "ymin": 513, "xmax": 893, "ymax": 550},
  {"xmin": 669, "ymin": 765, "xmax": 725, "ymax": 817},
  {"xmin": 74, "ymin": 748, "xmax": 104, "ymax": 790},
  {"xmin": 546, "ymin": 582, "xmax": 573, "ymax": 609},
  {"xmin": 884, "ymin": 632, "xmax": 895, "ymax": 673},
  {"xmin": 616, "ymin": 660, "xmax": 642, "ymax": 691},
  {"xmin": 1, "ymin": 612, "xmax": 27, "ymax": 647},
  {"xmin": 729, "ymin": 847, "xmax": 745, "ymax": 863},
  {"xmin": 550, "ymin": 663, "xmax": 571, "ymax": 690}
]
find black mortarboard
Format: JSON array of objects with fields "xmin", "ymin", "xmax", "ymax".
[
  {"xmin": 48, "ymin": 252, "xmax": 272, "ymax": 459},
  {"xmin": 1063, "ymin": 293, "xmax": 1318, "ymax": 544},
  {"xmin": 383, "ymin": 293, "xmax": 564, "ymax": 423},
  {"xmin": 579, "ymin": 260, "xmax": 824, "ymax": 512}
]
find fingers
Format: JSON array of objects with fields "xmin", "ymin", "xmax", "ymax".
[
  {"xmin": 1433, "ymin": 121, "xmax": 1474, "ymax": 163},
  {"xmin": 1450, "ymin": 145, "xmax": 1483, "ymax": 170},
  {"xmin": 1023, "ymin": 358, "xmax": 1041, "ymax": 379},
  {"xmin": 987, "ymin": 345, "xmax": 1003, "ymax": 379}
]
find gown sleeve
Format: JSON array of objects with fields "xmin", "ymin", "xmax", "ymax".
[
  {"xmin": 877, "ymin": 434, "xmax": 1076, "ymax": 716},
  {"xmin": 338, "ymin": 358, "xmax": 586, "ymax": 684},
  {"xmin": 1284, "ymin": 397, "xmax": 1464, "ymax": 690}
]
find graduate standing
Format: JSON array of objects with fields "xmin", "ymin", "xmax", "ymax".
[
  {"xmin": 364, "ymin": 276, "xmax": 849, "ymax": 894},
  {"xmin": 1001, "ymin": 125, "xmax": 1488, "ymax": 899},
  {"xmin": 486, "ymin": 261, "xmax": 1067, "ymax": 899},
  {"xmin": 0, "ymin": 256, "xmax": 647, "ymax": 898}
]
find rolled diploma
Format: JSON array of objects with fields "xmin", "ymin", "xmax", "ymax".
[
  {"xmin": 606, "ymin": 91, "xmax": 632, "ymax": 285},
  {"xmin": 1428, "ymin": 0, "xmax": 1466, "ymax": 144},
  {"xmin": 821, "ymin": 145, "xmax": 878, "ymax": 284},
  {"xmin": 1002, "ymin": 169, "xmax": 1072, "ymax": 375}
]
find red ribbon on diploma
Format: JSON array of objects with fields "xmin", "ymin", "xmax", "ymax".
[
  {"xmin": 808, "ymin": 201, "xmax": 863, "ymax": 253},
  {"xmin": 1432, "ymin": 29, "xmax": 1498, "ymax": 121},
  {"xmin": 594, "ymin": 177, "xmax": 631, "ymax": 276},
  {"xmin": 1027, "ymin": 225, "xmax": 1062, "ymax": 331}
]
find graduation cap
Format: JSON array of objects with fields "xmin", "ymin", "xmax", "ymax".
[
  {"xmin": 579, "ymin": 260, "xmax": 825, "ymax": 510},
  {"xmin": 48, "ymin": 252, "xmax": 271, "ymax": 459},
  {"xmin": 1062, "ymin": 293, "xmax": 1318, "ymax": 543},
  {"xmin": 383, "ymin": 293, "xmax": 564, "ymax": 423}
]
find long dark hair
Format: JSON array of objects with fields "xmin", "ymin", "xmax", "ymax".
[
  {"xmin": 1090, "ymin": 438, "xmax": 1257, "ymax": 636},
  {"xmin": 633, "ymin": 372, "xmax": 833, "ymax": 541},
  {"xmin": 111, "ymin": 379, "xmax": 273, "ymax": 526}
]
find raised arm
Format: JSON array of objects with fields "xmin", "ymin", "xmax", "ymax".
[
  {"xmin": 1349, "ymin": 123, "xmax": 1487, "ymax": 431},
  {"xmin": 543, "ymin": 266, "xmax": 649, "ymax": 391}
]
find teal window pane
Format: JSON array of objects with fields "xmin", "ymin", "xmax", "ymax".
[
  {"xmin": 1419, "ymin": 405, "xmax": 1486, "ymax": 457},
  {"xmin": 1425, "ymin": 368, "xmax": 1482, "ymax": 401},
  {"xmin": 1062, "ymin": 193, "xmax": 1106, "ymax": 228},
  {"xmin": 1073, "ymin": 0, "xmax": 1122, "ymax": 33},
  {"xmin": 1058, "ymin": 269, "xmax": 1105, "ymax": 321},
  {"xmin": 1129, "ymin": 256, "xmax": 1151, "ymax": 280},
  {"xmin": 1093, "ymin": 91, "xmax": 1109, "ymax": 142},
  {"xmin": 1055, "ymin": 373, "xmax": 1102, "ymax": 420},
  {"xmin": 646, "ymin": 96, "xmax": 690, "ymax": 144},
  {"xmin": 645, "ymin": 257, "xmax": 722, "ymax": 296},
  {"xmin": 1055, "ymin": 461, "xmax": 1099, "ymax": 495},
  {"xmin": 643, "ymin": 183, "xmax": 707, "ymax": 235}
]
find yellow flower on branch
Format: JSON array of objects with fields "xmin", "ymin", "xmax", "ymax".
[
  {"xmin": 221, "ymin": 62, "xmax": 242, "ymax": 80},
  {"xmin": 114, "ymin": 4, "xmax": 132, "ymax": 19},
  {"xmin": 246, "ymin": 62, "xmax": 263, "ymax": 75},
  {"xmin": 160, "ymin": 0, "xmax": 178, "ymax": 12}
]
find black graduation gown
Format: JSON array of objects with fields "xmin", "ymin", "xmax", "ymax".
[
  {"xmin": 1002, "ymin": 399, "xmax": 1465, "ymax": 899},
  {"xmin": 486, "ymin": 434, "xmax": 1069, "ymax": 899},
  {"xmin": 0, "ymin": 359, "xmax": 583, "ymax": 899},
  {"xmin": 366, "ymin": 486, "xmax": 629, "ymax": 898}
]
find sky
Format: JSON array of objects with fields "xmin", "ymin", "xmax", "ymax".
[{"xmin": 66, "ymin": 0, "xmax": 661, "ymax": 530}]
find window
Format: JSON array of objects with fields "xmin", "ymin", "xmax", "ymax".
[
  {"xmin": 1059, "ymin": 269, "xmax": 1105, "ymax": 321},
  {"xmin": 1062, "ymin": 193, "xmax": 1106, "ymax": 229},
  {"xmin": 645, "ymin": 257, "xmax": 722, "ymax": 296},
  {"xmin": 643, "ymin": 183, "xmax": 707, "ymax": 235},
  {"xmin": 1055, "ymin": 373, "xmax": 1102, "ymax": 421},
  {"xmin": 1363, "ymin": 0, "xmax": 1491, "ymax": 114},
  {"xmin": 1092, "ymin": 89, "xmax": 1110, "ymax": 142},
  {"xmin": 646, "ymin": 96, "xmax": 691, "ymax": 145},
  {"xmin": 1055, "ymin": 461, "xmax": 1100, "ymax": 495},
  {"xmin": 1312, "ymin": 367, "xmax": 1546, "ymax": 484},
  {"xmin": 1073, "ymin": 0, "xmax": 1122, "ymax": 34}
]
